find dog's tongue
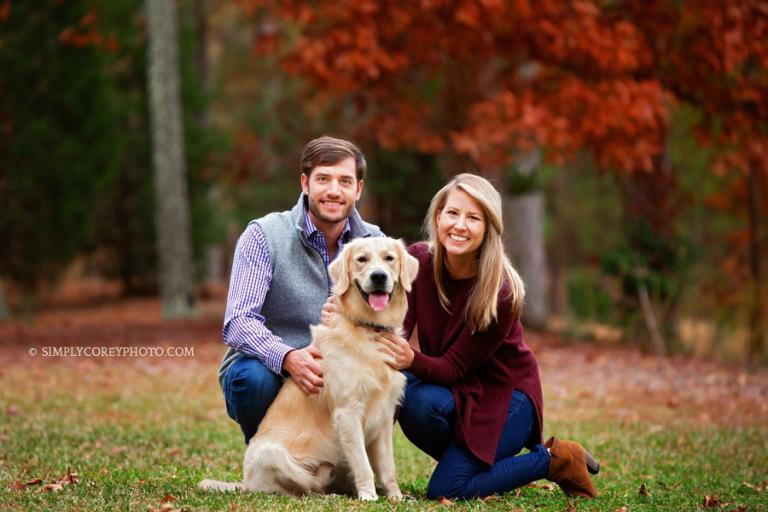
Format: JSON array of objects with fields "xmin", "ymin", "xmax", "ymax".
[{"xmin": 368, "ymin": 292, "xmax": 389, "ymax": 311}]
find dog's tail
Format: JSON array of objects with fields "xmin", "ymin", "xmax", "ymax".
[{"xmin": 198, "ymin": 479, "xmax": 245, "ymax": 492}]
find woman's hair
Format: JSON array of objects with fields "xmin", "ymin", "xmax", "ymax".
[{"xmin": 424, "ymin": 173, "xmax": 525, "ymax": 332}]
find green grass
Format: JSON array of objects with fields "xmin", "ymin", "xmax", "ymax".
[{"xmin": 1, "ymin": 359, "xmax": 766, "ymax": 511}]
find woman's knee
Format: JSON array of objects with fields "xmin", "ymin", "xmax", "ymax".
[{"xmin": 401, "ymin": 382, "xmax": 454, "ymax": 425}]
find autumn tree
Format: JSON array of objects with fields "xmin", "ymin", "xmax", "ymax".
[
  {"xmin": 621, "ymin": 0, "xmax": 768, "ymax": 360},
  {"xmin": 238, "ymin": 0, "xmax": 667, "ymax": 328}
]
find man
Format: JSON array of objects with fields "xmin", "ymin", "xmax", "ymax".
[{"xmin": 219, "ymin": 136, "xmax": 382, "ymax": 443}]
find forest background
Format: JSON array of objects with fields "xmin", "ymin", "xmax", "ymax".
[{"xmin": 1, "ymin": 0, "xmax": 767, "ymax": 361}]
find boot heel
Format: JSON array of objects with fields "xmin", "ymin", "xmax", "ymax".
[{"xmin": 584, "ymin": 450, "xmax": 600, "ymax": 475}]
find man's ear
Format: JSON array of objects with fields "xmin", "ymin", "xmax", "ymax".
[
  {"xmin": 396, "ymin": 240, "xmax": 419, "ymax": 292},
  {"xmin": 329, "ymin": 246, "xmax": 351, "ymax": 295},
  {"xmin": 300, "ymin": 173, "xmax": 310, "ymax": 196}
]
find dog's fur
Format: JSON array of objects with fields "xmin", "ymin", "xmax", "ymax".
[{"xmin": 200, "ymin": 237, "xmax": 419, "ymax": 500}]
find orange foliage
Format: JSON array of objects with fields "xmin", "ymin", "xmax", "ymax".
[
  {"xmin": 0, "ymin": 1, "xmax": 10, "ymax": 23},
  {"xmin": 58, "ymin": 6, "xmax": 119, "ymax": 53},
  {"xmin": 625, "ymin": 0, "xmax": 768, "ymax": 175},
  {"xmin": 237, "ymin": 0, "xmax": 669, "ymax": 173}
]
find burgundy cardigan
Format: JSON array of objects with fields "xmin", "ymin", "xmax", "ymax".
[{"xmin": 404, "ymin": 242, "xmax": 544, "ymax": 465}]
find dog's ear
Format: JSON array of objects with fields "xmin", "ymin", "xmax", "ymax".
[
  {"xmin": 396, "ymin": 239, "xmax": 419, "ymax": 292},
  {"xmin": 329, "ymin": 244, "xmax": 352, "ymax": 295}
]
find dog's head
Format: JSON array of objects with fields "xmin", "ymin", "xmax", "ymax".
[{"xmin": 328, "ymin": 237, "xmax": 419, "ymax": 328}]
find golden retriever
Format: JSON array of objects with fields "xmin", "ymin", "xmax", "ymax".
[{"xmin": 199, "ymin": 237, "xmax": 419, "ymax": 500}]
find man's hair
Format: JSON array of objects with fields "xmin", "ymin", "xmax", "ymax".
[{"xmin": 300, "ymin": 136, "xmax": 366, "ymax": 181}]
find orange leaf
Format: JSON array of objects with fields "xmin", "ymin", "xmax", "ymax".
[
  {"xmin": 160, "ymin": 494, "xmax": 177, "ymax": 504},
  {"xmin": 0, "ymin": 1, "xmax": 9, "ymax": 23}
]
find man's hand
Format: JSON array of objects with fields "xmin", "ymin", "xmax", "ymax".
[
  {"xmin": 320, "ymin": 295, "xmax": 337, "ymax": 326},
  {"xmin": 283, "ymin": 346, "xmax": 323, "ymax": 395}
]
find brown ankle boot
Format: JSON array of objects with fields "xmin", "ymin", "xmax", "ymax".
[{"xmin": 544, "ymin": 436, "xmax": 599, "ymax": 498}]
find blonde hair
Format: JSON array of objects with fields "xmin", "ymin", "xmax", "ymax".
[{"xmin": 424, "ymin": 173, "xmax": 525, "ymax": 332}]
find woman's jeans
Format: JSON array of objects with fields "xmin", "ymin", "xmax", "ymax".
[{"xmin": 398, "ymin": 372, "xmax": 551, "ymax": 499}]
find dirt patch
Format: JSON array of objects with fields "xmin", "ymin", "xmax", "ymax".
[{"xmin": 1, "ymin": 297, "xmax": 766, "ymax": 428}]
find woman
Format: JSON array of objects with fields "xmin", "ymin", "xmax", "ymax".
[{"xmin": 376, "ymin": 173, "xmax": 599, "ymax": 500}]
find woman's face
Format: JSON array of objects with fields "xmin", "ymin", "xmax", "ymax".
[{"xmin": 436, "ymin": 188, "xmax": 486, "ymax": 261}]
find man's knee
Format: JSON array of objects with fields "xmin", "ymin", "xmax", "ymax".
[
  {"xmin": 223, "ymin": 357, "xmax": 283, "ymax": 443},
  {"xmin": 226, "ymin": 357, "xmax": 281, "ymax": 398}
]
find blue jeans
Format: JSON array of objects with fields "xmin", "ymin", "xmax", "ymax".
[
  {"xmin": 399, "ymin": 373, "xmax": 551, "ymax": 499},
  {"xmin": 222, "ymin": 356, "xmax": 283, "ymax": 444}
]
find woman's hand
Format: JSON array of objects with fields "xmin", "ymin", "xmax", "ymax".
[
  {"xmin": 376, "ymin": 331, "xmax": 415, "ymax": 370},
  {"xmin": 320, "ymin": 295, "xmax": 337, "ymax": 326}
]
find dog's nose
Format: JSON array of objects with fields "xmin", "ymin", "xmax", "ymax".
[{"xmin": 370, "ymin": 271, "xmax": 388, "ymax": 287}]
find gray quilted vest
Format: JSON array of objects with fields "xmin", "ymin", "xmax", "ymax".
[{"xmin": 218, "ymin": 194, "xmax": 382, "ymax": 384}]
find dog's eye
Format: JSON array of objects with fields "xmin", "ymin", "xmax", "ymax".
[
  {"xmin": 384, "ymin": 255, "xmax": 395, "ymax": 262},
  {"xmin": 356, "ymin": 255, "xmax": 368, "ymax": 263}
]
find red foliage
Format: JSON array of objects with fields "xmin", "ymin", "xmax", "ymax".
[
  {"xmin": 237, "ymin": 0, "xmax": 669, "ymax": 173},
  {"xmin": 0, "ymin": 1, "xmax": 10, "ymax": 23},
  {"xmin": 58, "ymin": 6, "xmax": 120, "ymax": 53}
]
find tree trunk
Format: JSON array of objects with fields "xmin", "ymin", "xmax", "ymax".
[
  {"xmin": 503, "ymin": 191, "xmax": 550, "ymax": 328},
  {"xmin": 146, "ymin": 0, "xmax": 195, "ymax": 317},
  {"xmin": 747, "ymin": 159, "xmax": 765, "ymax": 362}
]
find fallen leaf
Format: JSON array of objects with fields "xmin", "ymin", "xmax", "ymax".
[
  {"xmin": 539, "ymin": 483, "xmax": 555, "ymax": 491},
  {"xmin": 60, "ymin": 467, "xmax": 78, "ymax": 484},
  {"xmin": 5, "ymin": 406, "xmax": 19, "ymax": 416},
  {"xmin": 9, "ymin": 481, "xmax": 26, "ymax": 491},
  {"xmin": 25, "ymin": 478, "xmax": 43, "ymax": 486},
  {"xmin": 482, "ymin": 495, "xmax": 500, "ymax": 502},
  {"xmin": 160, "ymin": 494, "xmax": 177, "ymax": 504},
  {"xmin": 639, "ymin": 483, "xmax": 650, "ymax": 496},
  {"xmin": 43, "ymin": 482, "xmax": 64, "ymax": 492},
  {"xmin": 514, "ymin": 488, "xmax": 522, "ymax": 497},
  {"xmin": 437, "ymin": 496, "xmax": 454, "ymax": 506},
  {"xmin": 566, "ymin": 497, "xmax": 578, "ymax": 511},
  {"xmin": 726, "ymin": 506, "xmax": 747, "ymax": 512},
  {"xmin": 703, "ymin": 494, "xmax": 721, "ymax": 507},
  {"xmin": 167, "ymin": 447, "xmax": 183, "ymax": 457},
  {"xmin": 613, "ymin": 507, "xmax": 629, "ymax": 512}
]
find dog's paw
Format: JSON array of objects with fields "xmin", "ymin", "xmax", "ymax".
[
  {"xmin": 358, "ymin": 490, "xmax": 378, "ymax": 501},
  {"xmin": 385, "ymin": 490, "xmax": 403, "ymax": 502},
  {"xmin": 314, "ymin": 462, "xmax": 336, "ymax": 485}
]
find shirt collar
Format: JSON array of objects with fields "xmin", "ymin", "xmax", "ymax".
[{"xmin": 301, "ymin": 196, "xmax": 352, "ymax": 242}]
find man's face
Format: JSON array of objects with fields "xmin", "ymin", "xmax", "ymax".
[{"xmin": 301, "ymin": 157, "xmax": 363, "ymax": 230}]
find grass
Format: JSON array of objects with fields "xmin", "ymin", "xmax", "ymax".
[{"xmin": 1, "ymin": 350, "xmax": 766, "ymax": 511}]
